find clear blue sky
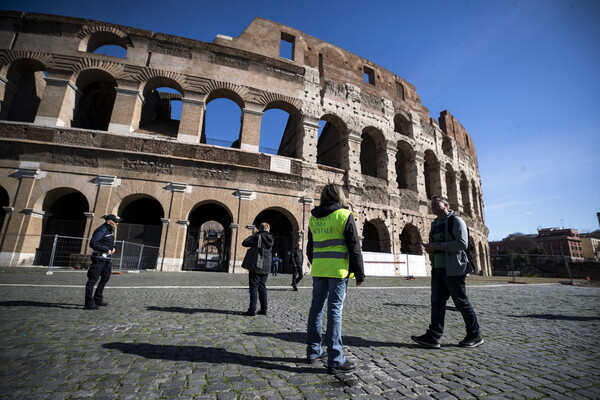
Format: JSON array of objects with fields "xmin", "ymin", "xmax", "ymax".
[{"xmin": 5, "ymin": 0, "xmax": 600, "ymax": 240}]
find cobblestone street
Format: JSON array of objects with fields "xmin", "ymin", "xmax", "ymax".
[{"xmin": 1, "ymin": 270, "xmax": 599, "ymax": 399}]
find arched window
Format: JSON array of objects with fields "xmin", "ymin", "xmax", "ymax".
[
  {"xmin": 399, "ymin": 224, "xmax": 423, "ymax": 255},
  {"xmin": 317, "ymin": 114, "xmax": 346, "ymax": 170},
  {"xmin": 445, "ymin": 164, "xmax": 459, "ymax": 210},
  {"xmin": 202, "ymin": 91, "xmax": 244, "ymax": 149},
  {"xmin": 72, "ymin": 69, "xmax": 117, "ymax": 131},
  {"xmin": 394, "ymin": 113, "xmax": 412, "ymax": 137},
  {"xmin": 0, "ymin": 59, "xmax": 46, "ymax": 123},
  {"xmin": 139, "ymin": 79, "xmax": 184, "ymax": 137},
  {"xmin": 360, "ymin": 127, "xmax": 386, "ymax": 179},
  {"xmin": 80, "ymin": 30, "xmax": 130, "ymax": 58},
  {"xmin": 396, "ymin": 141, "xmax": 417, "ymax": 191},
  {"xmin": 260, "ymin": 102, "xmax": 302, "ymax": 157},
  {"xmin": 423, "ymin": 150, "xmax": 440, "ymax": 199},
  {"xmin": 460, "ymin": 172, "xmax": 472, "ymax": 216}
]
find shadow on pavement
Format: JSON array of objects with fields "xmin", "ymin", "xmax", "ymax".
[
  {"xmin": 383, "ymin": 303, "xmax": 460, "ymax": 312},
  {"xmin": 0, "ymin": 300, "xmax": 81, "ymax": 309},
  {"xmin": 509, "ymin": 313, "xmax": 600, "ymax": 322},
  {"xmin": 244, "ymin": 331, "xmax": 414, "ymax": 348},
  {"xmin": 146, "ymin": 306, "xmax": 239, "ymax": 315},
  {"xmin": 102, "ymin": 342, "xmax": 326, "ymax": 374}
]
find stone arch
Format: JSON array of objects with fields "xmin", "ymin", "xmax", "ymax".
[
  {"xmin": 362, "ymin": 218, "xmax": 391, "ymax": 253},
  {"xmin": 138, "ymin": 76, "xmax": 184, "ymax": 137},
  {"xmin": 184, "ymin": 201, "xmax": 234, "ymax": 272},
  {"xmin": 34, "ymin": 188, "xmax": 89, "ymax": 267},
  {"xmin": 445, "ymin": 163, "xmax": 459, "ymax": 210},
  {"xmin": 201, "ymin": 88, "xmax": 245, "ymax": 149},
  {"xmin": 0, "ymin": 58, "xmax": 47, "ymax": 122},
  {"xmin": 117, "ymin": 195, "xmax": 165, "ymax": 247},
  {"xmin": 396, "ymin": 140, "xmax": 417, "ymax": 191},
  {"xmin": 360, "ymin": 126, "xmax": 386, "ymax": 179},
  {"xmin": 442, "ymin": 136, "xmax": 453, "ymax": 158},
  {"xmin": 399, "ymin": 223, "xmax": 423, "ymax": 255},
  {"xmin": 253, "ymin": 207, "xmax": 299, "ymax": 273},
  {"xmin": 460, "ymin": 171, "xmax": 472, "ymax": 216},
  {"xmin": 72, "ymin": 68, "xmax": 117, "ymax": 131},
  {"xmin": 317, "ymin": 113, "xmax": 346, "ymax": 169},
  {"xmin": 260, "ymin": 99, "xmax": 303, "ymax": 158},
  {"xmin": 77, "ymin": 24, "xmax": 133, "ymax": 53},
  {"xmin": 394, "ymin": 112, "xmax": 412, "ymax": 137},
  {"xmin": 423, "ymin": 150, "xmax": 441, "ymax": 199}
]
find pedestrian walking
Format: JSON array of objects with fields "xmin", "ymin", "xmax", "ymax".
[
  {"xmin": 271, "ymin": 253, "xmax": 280, "ymax": 276},
  {"xmin": 84, "ymin": 214, "xmax": 119, "ymax": 310},
  {"xmin": 306, "ymin": 184, "xmax": 365, "ymax": 374},
  {"xmin": 290, "ymin": 243, "xmax": 303, "ymax": 291},
  {"xmin": 241, "ymin": 222, "xmax": 274, "ymax": 316},
  {"xmin": 411, "ymin": 195, "xmax": 484, "ymax": 348}
]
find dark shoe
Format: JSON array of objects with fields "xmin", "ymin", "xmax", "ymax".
[
  {"xmin": 411, "ymin": 334, "xmax": 441, "ymax": 349},
  {"xmin": 293, "ymin": 287, "xmax": 298, "ymax": 291},
  {"xmin": 96, "ymin": 301, "xmax": 108, "ymax": 307},
  {"xmin": 242, "ymin": 311, "xmax": 256, "ymax": 316},
  {"xmin": 327, "ymin": 360, "xmax": 356, "ymax": 374},
  {"xmin": 306, "ymin": 352, "xmax": 327, "ymax": 364},
  {"xmin": 459, "ymin": 335, "xmax": 484, "ymax": 348},
  {"xmin": 257, "ymin": 310, "xmax": 267, "ymax": 315},
  {"xmin": 83, "ymin": 305, "xmax": 99, "ymax": 310}
]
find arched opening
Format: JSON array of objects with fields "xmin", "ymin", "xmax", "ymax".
[
  {"xmin": 442, "ymin": 137, "xmax": 453, "ymax": 158},
  {"xmin": 460, "ymin": 172, "xmax": 472, "ymax": 216},
  {"xmin": 1, "ymin": 59, "xmax": 46, "ymax": 123},
  {"xmin": 360, "ymin": 127, "xmax": 386, "ymax": 179},
  {"xmin": 118, "ymin": 196, "xmax": 164, "ymax": 269},
  {"xmin": 82, "ymin": 31, "xmax": 130, "ymax": 57},
  {"xmin": 139, "ymin": 78, "xmax": 184, "ymax": 137},
  {"xmin": 0, "ymin": 186, "xmax": 8, "ymax": 231},
  {"xmin": 72, "ymin": 69, "xmax": 117, "ymax": 131},
  {"xmin": 362, "ymin": 219, "xmax": 390, "ymax": 253},
  {"xmin": 424, "ymin": 150, "xmax": 440, "ymax": 200},
  {"xmin": 184, "ymin": 202, "xmax": 233, "ymax": 272},
  {"xmin": 93, "ymin": 44, "xmax": 127, "ymax": 58},
  {"xmin": 260, "ymin": 102, "xmax": 302, "ymax": 157},
  {"xmin": 202, "ymin": 94, "xmax": 243, "ymax": 149},
  {"xmin": 394, "ymin": 113, "xmax": 412, "ymax": 137},
  {"xmin": 396, "ymin": 141, "xmax": 417, "ymax": 191},
  {"xmin": 399, "ymin": 224, "xmax": 423, "ymax": 255},
  {"xmin": 35, "ymin": 189, "xmax": 88, "ymax": 267},
  {"xmin": 317, "ymin": 114, "xmax": 345, "ymax": 170},
  {"xmin": 445, "ymin": 163, "xmax": 459, "ymax": 210},
  {"xmin": 253, "ymin": 209, "xmax": 295, "ymax": 274}
]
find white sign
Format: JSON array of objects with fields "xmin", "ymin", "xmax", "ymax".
[{"xmin": 270, "ymin": 156, "xmax": 291, "ymax": 173}]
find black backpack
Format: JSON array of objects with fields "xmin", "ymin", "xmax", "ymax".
[{"xmin": 447, "ymin": 215, "xmax": 477, "ymax": 271}]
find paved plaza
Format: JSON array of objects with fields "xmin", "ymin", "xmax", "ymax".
[{"xmin": 0, "ymin": 269, "xmax": 599, "ymax": 400}]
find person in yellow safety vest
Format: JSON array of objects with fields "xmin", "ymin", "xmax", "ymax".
[{"xmin": 306, "ymin": 184, "xmax": 365, "ymax": 374}]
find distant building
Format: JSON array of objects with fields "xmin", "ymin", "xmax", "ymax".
[
  {"xmin": 580, "ymin": 234, "xmax": 600, "ymax": 261},
  {"xmin": 489, "ymin": 233, "xmax": 538, "ymax": 256},
  {"xmin": 535, "ymin": 228, "xmax": 583, "ymax": 261}
]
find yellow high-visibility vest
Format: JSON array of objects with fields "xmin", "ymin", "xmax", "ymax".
[{"xmin": 309, "ymin": 208, "xmax": 354, "ymax": 279}]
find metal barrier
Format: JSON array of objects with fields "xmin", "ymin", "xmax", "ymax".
[
  {"xmin": 0, "ymin": 233, "xmax": 160, "ymax": 271},
  {"xmin": 491, "ymin": 253, "xmax": 579, "ymax": 283}
]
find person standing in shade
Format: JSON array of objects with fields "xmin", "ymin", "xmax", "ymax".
[
  {"xmin": 84, "ymin": 214, "xmax": 119, "ymax": 310},
  {"xmin": 290, "ymin": 243, "xmax": 303, "ymax": 291},
  {"xmin": 241, "ymin": 222, "xmax": 274, "ymax": 316},
  {"xmin": 411, "ymin": 195, "xmax": 484, "ymax": 349},
  {"xmin": 271, "ymin": 252, "xmax": 280, "ymax": 276},
  {"xmin": 306, "ymin": 184, "xmax": 365, "ymax": 374}
]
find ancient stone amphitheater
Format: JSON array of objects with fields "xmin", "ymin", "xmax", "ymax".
[{"xmin": 0, "ymin": 11, "xmax": 490, "ymax": 275}]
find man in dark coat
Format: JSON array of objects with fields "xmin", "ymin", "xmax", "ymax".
[{"xmin": 290, "ymin": 243, "xmax": 303, "ymax": 291}]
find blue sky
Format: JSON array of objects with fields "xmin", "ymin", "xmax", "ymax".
[{"xmin": 6, "ymin": 0, "xmax": 600, "ymax": 240}]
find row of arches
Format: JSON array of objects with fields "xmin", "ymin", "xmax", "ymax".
[{"xmin": 0, "ymin": 184, "xmax": 488, "ymax": 274}]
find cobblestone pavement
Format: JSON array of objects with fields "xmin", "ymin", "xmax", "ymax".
[{"xmin": 0, "ymin": 270, "xmax": 599, "ymax": 400}]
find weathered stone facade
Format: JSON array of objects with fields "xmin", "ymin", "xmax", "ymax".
[{"xmin": 0, "ymin": 11, "xmax": 490, "ymax": 274}]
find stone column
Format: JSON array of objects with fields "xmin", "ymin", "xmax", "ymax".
[
  {"xmin": 108, "ymin": 83, "xmax": 143, "ymax": 134},
  {"xmin": 385, "ymin": 139, "xmax": 399, "ymax": 194},
  {"xmin": 157, "ymin": 218, "xmax": 170, "ymax": 271},
  {"xmin": 299, "ymin": 116, "xmax": 319, "ymax": 164},
  {"xmin": 80, "ymin": 212, "xmax": 95, "ymax": 254},
  {"xmin": 239, "ymin": 105, "xmax": 263, "ymax": 153},
  {"xmin": 34, "ymin": 71, "xmax": 77, "ymax": 127},
  {"xmin": 344, "ymin": 130, "xmax": 363, "ymax": 187},
  {"xmin": 0, "ymin": 163, "xmax": 46, "ymax": 266},
  {"xmin": 230, "ymin": 189, "xmax": 255, "ymax": 273},
  {"xmin": 158, "ymin": 182, "xmax": 191, "ymax": 271},
  {"xmin": 414, "ymin": 153, "xmax": 429, "ymax": 214},
  {"xmin": 89, "ymin": 175, "xmax": 121, "ymax": 237},
  {"xmin": 0, "ymin": 75, "xmax": 17, "ymax": 120},
  {"xmin": 177, "ymin": 92, "xmax": 205, "ymax": 144}
]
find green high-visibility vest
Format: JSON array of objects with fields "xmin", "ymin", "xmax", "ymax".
[{"xmin": 309, "ymin": 208, "xmax": 354, "ymax": 279}]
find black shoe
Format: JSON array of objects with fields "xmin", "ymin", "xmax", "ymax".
[
  {"xmin": 242, "ymin": 311, "xmax": 256, "ymax": 316},
  {"xmin": 96, "ymin": 301, "xmax": 108, "ymax": 307},
  {"xmin": 411, "ymin": 334, "xmax": 441, "ymax": 349},
  {"xmin": 293, "ymin": 287, "xmax": 298, "ymax": 291},
  {"xmin": 257, "ymin": 310, "xmax": 267, "ymax": 315},
  {"xmin": 459, "ymin": 335, "xmax": 484, "ymax": 348},
  {"xmin": 327, "ymin": 360, "xmax": 356, "ymax": 374},
  {"xmin": 83, "ymin": 305, "xmax": 99, "ymax": 310},
  {"xmin": 306, "ymin": 352, "xmax": 327, "ymax": 364}
]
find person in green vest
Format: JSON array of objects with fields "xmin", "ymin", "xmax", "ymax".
[{"xmin": 306, "ymin": 184, "xmax": 365, "ymax": 374}]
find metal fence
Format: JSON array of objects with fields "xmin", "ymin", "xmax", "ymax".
[
  {"xmin": 0, "ymin": 234, "xmax": 160, "ymax": 272},
  {"xmin": 491, "ymin": 253, "xmax": 581, "ymax": 283}
]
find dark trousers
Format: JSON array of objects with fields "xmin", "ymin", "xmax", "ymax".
[
  {"xmin": 85, "ymin": 260, "xmax": 112, "ymax": 307},
  {"xmin": 248, "ymin": 272, "xmax": 268, "ymax": 313},
  {"xmin": 291, "ymin": 266, "xmax": 302, "ymax": 289},
  {"xmin": 427, "ymin": 268, "xmax": 480, "ymax": 340}
]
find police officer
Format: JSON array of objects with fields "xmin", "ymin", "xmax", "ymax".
[
  {"xmin": 306, "ymin": 184, "xmax": 365, "ymax": 374},
  {"xmin": 84, "ymin": 214, "xmax": 119, "ymax": 310}
]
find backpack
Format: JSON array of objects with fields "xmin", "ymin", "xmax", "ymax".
[{"xmin": 447, "ymin": 215, "xmax": 477, "ymax": 271}]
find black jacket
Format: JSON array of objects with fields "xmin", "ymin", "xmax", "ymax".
[
  {"xmin": 89, "ymin": 223, "xmax": 116, "ymax": 261},
  {"xmin": 307, "ymin": 201, "xmax": 365, "ymax": 283},
  {"xmin": 242, "ymin": 231, "xmax": 274, "ymax": 274}
]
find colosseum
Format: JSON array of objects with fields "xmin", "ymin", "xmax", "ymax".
[{"xmin": 0, "ymin": 11, "xmax": 490, "ymax": 275}]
